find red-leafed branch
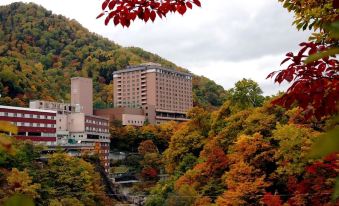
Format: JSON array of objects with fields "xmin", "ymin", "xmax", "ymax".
[
  {"xmin": 267, "ymin": 42, "xmax": 339, "ymax": 120},
  {"xmin": 97, "ymin": 0, "xmax": 201, "ymax": 27}
]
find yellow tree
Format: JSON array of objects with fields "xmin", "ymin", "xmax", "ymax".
[
  {"xmin": 216, "ymin": 134, "xmax": 275, "ymax": 205},
  {"xmin": 6, "ymin": 168, "xmax": 41, "ymax": 199}
]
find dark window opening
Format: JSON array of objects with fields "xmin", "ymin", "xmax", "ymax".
[
  {"xmin": 88, "ymin": 134, "xmax": 99, "ymax": 139},
  {"xmin": 28, "ymin": 132, "xmax": 41, "ymax": 136}
]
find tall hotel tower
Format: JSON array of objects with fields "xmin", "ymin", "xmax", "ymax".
[{"xmin": 112, "ymin": 63, "xmax": 193, "ymax": 125}]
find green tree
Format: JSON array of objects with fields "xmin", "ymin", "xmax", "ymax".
[
  {"xmin": 228, "ymin": 78, "xmax": 265, "ymax": 110},
  {"xmin": 36, "ymin": 153, "xmax": 112, "ymax": 206}
]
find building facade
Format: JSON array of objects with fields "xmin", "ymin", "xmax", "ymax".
[
  {"xmin": 30, "ymin": 101, "xmax": 111, "ymax": 172},
  {"xmin": 28, "ymin": 77, "xmax": 110, "ymax": 172},
  {"xmin": 112, "ymin": 63, "xmax": 193, "ymax": 125},
  {"xmin": 0, "ymin": 105, "xmax": 57, "ymax": 145},
  {"xmin": 71, "ymin": 77, "xmax": 93, "ymax": 115},
  {"xmin": 94, "ymin": 107, "xmax": 146, "ymax": 126}
]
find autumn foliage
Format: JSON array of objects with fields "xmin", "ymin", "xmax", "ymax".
[
  {"xmin": 98, "ymin": 0, "xmax": 201, "ymax": 27},
  {"xmin": 285, "ymin": 153, "xmax": 338, "ymax": 206},
  {"xmin": 267, "ymin": 42, "xmax": 339, "ymax": 120}
]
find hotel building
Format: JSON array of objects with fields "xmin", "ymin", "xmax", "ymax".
[{"xmin": 111, "ymin": 63, "xmax": 193, "ymax": 125}]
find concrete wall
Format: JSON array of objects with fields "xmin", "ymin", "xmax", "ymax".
[
  {"xmin": 56, "ymin": 114, "xmax": 68, "ymax": 131},
  {"xmin": 67, "ymin": 113, "xmax": 85, "ymax": 132},
  {"xmin": 94, "ymin": 107, "xmax": 144, "ymax": 123},
  {"xmin": 122, "ymin": 114, "xmax": 146, "ymax": 126}
]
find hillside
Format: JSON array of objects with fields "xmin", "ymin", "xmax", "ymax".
[{"xmin": 0, "ymin": 2, "xmax": 226, "ymax": 109}]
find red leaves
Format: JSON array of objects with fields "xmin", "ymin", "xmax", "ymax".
[
  {"xmin": 97, "ymin": 0, "xmax": 202, "ymax": 27},
  {"xmin": 286, "ymin": 153, "xmax": 338, "ymax": 205},
  {"xmin": 102, "ymin": 0, "xmax": 110, "ymax": 10},
  {"xmin": 96, "ymin": 12, "xmax": 105, "ymax": 19},
  {"xmin": 280, "ymin": 57, "xmax": 290, "ymax": 65},
  {"xmin": 177, "ymin": 4, "xmax": 187, "ymax": 15},
  {"xmin": 141, "ymin": 167, "xmax": 158, "ymax": 179},
  {"xmin": 150, "ymin": 10, "xmax": 156, "ymax": 22},
  {"xmin": 186, "ymin": 1, "xmax": 193, "ymax": 9},
  {"xmin": 108, "ymin": 1, "xmax": 116, "ymax": 10},
  {"xmin": 262, "ymin": 193, "xmax": 282, "ymax": 206},
  {"xmin": 268, "ymin": 42, "xmax": 339, "ymax": 120},
  {"xmin": 193, "ymin": 0, "xmax": 201, "ymax": 7}
]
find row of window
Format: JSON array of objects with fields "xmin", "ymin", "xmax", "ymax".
[
  {"xmin": 17, "ymin": 132, "xmax": 55, "ymax": 137},
  {"xmin": 157, "ymin": 99, "xmax": 192, "ymax": 104},
  {"xmin": 157, "ymin": 85, "xmax": 191, "ymax": 90},
  {"xmin": 127, "ymin": 120, "xmax": 144, "ymax": 124},
  {"xmin": 157, "ymin": 93, "xmax": 192, "ymax": 98},
  {"xmin": 121, "ymin": 74, "xmax": 141, "ymax": 79},
  {"xmin": 157, "ymin": 105, "xmax": 191, "ymax": 110},
  {"xmin": 121, "ymin": 81, "xmax": 141, "ymax": 85},
  {"xmin": 85, "ymin": 127, "xmax": 109, "ymax": 133},
  {"xmin": 0, "ymin": 112, "xmax": 55, "ymax": 120},
  {"xmin": 85, "ymin": 119, "xmax": 108, "ymax": 126},
  {"xmin": 99, "ymin": 149, "xmax": 110, "ymax": 154},
  {"xmin": 11, "ymin": 121, "xmax": 56, "ymax": 128},
  {"xmin": 156, "ymin": 78, "xmax": 191, "ymax": 84},
  {"xmin": 72, "ymin": 134, "xmax": 109, "ymax": 139}
]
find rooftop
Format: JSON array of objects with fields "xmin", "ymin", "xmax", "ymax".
[
  {"xmin": 113, "ymin": 64, "xmax": 192, "ymax": 77},
  {"xmin": 0, "ymin": 105, "xmax": 57, "ymax": 113}
]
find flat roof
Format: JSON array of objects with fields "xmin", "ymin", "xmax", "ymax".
[
  {"xmin": 0, "ymin": 105, "xmax": 57, "ymax": 113},
  {"xmin": 113, "ymin": 65, "xmax": 192, "ymax": 77},
  {"xmin": 70, "ymin": 77, "xmax": 92, "ymax": 81},
  {"xmin": 85, "ymin": 114, "xmax": 110, "ymax": 121},
  {"xmin": 30, "ymin": 100, "xmax": 71, "ymax": 105}
]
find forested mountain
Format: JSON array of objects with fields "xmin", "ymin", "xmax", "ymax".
[{"xmin": 0, "ymin": 2, "xmax": 226, "ymax": 109}]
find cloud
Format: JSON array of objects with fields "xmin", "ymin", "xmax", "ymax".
[
  {"xmin": 188, "ymin": 54, "xmax": 290, "ymax": 95},
  {"xmin": 0, "ymin": 0, "xmax": 311, "ymax": 95}
]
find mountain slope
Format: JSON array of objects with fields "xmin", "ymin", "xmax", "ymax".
[{"xmin": 0, "ymin": 2, "xmax": 226, "ymax": 109}]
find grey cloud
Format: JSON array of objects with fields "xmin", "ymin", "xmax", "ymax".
[{"xmin": 110, "ymin": 1, "xmax": 310, "ymax": 66}]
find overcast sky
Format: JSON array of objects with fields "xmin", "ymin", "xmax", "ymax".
[{"xmin": 1, "ymin": 0, "xmax": 310, "ymax": 95}]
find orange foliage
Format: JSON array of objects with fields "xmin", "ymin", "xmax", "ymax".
[
  {"xmin": 138, "ymin": 140, "xmax": 158, "ymax": 156},
  {"xmin": 193, "ymin": 196, "xmax": 213, "ymax": 206},
  {"xmin": 262, "ymin": 192, "xmax": 283, "ymax": 206},
  {"xmin": 216, "ymin": 134, "xmax": 274, "ymax": 205},
  {"xmin": 200, "ymin": 141, "xmax": 228, "ymax": 176}
]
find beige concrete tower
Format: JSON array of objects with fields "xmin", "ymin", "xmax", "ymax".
[{"xmin": 71, "ymin": 77, "xmax": 93, "ymax": 115}]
